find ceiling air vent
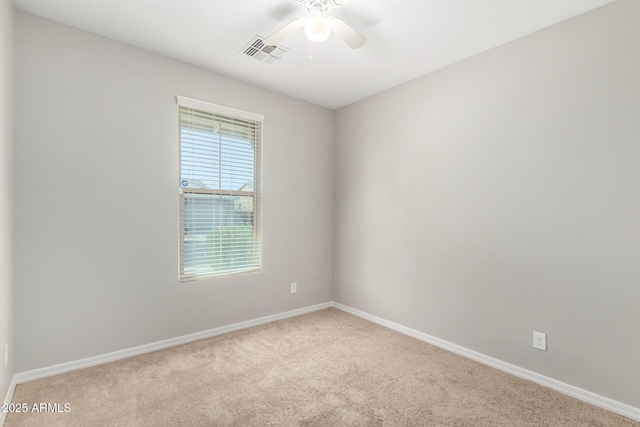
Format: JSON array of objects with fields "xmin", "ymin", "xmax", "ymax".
[{"xmin": 241, "ymin": 36, "xmax": 290, "ymax": 65}]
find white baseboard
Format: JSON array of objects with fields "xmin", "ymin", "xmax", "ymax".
[
  {"xmin": 331, "ymin": 302, "xmax": 640, "ymax": 422},
  {"xmin": 14, "ymin": 302, "xmax": 332, "ymax": 385},
  {"xmin": 10, "ymin": 301, "xmax": 639, "ymax": 423},
  {"xmin": 1, "ymin": 376, "xmax": 17, "ymax": 427}
]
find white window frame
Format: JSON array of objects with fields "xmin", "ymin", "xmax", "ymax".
[{"xmin": 177, "ymin": 95, "xmax": 263, "ymax": 281}]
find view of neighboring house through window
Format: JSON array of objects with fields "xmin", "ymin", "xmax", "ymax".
[{"xmin": 177, "ymin": 96, "xmax": 263, "ymax": 281}]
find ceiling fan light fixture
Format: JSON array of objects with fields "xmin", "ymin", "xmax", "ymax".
[
  {"xmin": 263, "ymin": 0, "xmax": 366, "ymax": 50},
  {"xmin": 304, "ymin": 13, "xmax": 331, "ymax": 42}
]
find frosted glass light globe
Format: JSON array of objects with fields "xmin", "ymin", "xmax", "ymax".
[{"xmin": 305, "ymin": 15, "xmax": 331, "ymax": 42}]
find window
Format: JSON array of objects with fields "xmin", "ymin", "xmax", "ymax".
[{"xmin": 177, "ymin": 96, "xmax": 263, "ymax": 281}]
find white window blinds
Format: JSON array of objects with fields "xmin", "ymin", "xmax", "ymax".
[{"xmin": 177, "ymin": 96, "xmax": 263, "ymax": 281}]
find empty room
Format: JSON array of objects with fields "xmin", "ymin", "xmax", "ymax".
[{"xmin": 1, "ymin": 0, "xmax": 639, "ymax": 425}]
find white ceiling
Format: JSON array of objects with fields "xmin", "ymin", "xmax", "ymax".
[{"xmin": 13, "ymin": 0, "xmax": 616, "ymax": 109}]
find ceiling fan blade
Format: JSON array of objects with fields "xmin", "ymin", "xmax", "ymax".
[
  {"xmin": 329, "ymin": 16, "xmax": 366, "ymax": 49},
  {"xmin": 263, "ymin": 17, "xmax": 305, "ymax": 46}
]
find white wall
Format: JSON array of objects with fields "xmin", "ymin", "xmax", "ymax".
[
  {"xmin": 334, "ymin": 0, "xmax": 640, "ymax": 408},
  {"xmin": 0, "ymin": 0, "xmax": 14, "ymax": 404},
  {"xmin": 14, "ymin": 12, "xmax": 335, "ymax": 372}
]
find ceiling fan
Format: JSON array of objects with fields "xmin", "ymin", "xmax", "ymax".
[{"xmin": 263, "ymin": 0, "xmax": 366, "ymax": 49}]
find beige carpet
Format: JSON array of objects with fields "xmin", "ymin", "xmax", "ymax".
[{"xmin": 5, "ymin": 308, "xmax": 639, "ymax": 426}]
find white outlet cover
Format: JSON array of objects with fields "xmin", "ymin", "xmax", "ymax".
[
  {"xmin": 291, "ymin": 283, "xmax": 297, "ymax": 294},
  {"xmin": 533, "ymin": 331, "xmax": 547, "ymax": 351}
]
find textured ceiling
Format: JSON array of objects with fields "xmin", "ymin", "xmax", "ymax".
[{"xmin": 13, "ymin": 0, "xmax": 616, "ymax": 109}]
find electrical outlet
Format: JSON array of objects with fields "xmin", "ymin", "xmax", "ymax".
[
  {"xmin": 290, "ymin": 283, "xmax": 297, "ymax": 294},
  {"xmin": 533, "ymin": 331, "xmax": 547, "ymax": 351},
  {"xmin": 4, "ymin": 344, "xmax": 8, "ymax": 368}
]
